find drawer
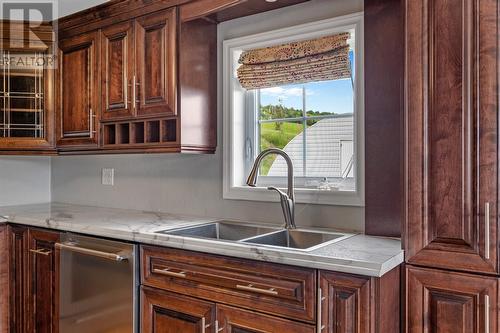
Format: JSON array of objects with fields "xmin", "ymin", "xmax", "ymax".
[{"xmin": 141, "ymin": 246, "xmax": 316, "ymax": 322}]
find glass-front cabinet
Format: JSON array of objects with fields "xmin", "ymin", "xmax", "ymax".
[
  {"xmin": 1, "ymin": 51, "xmax": 45, "ymax": 139},
  {"xmin": 0, "ymin": 23, "xmax": 55, "ymax": 153}
]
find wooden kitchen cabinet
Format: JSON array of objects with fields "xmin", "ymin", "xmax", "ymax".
[
  {"xmin": 140, "ymin": 245, "xmax": 401, "ymax": 332},
  {"xmin": 101, "ymin": 8, "xmax": 176, "ymax": 121},
  {"xmin": 135, "ymin": 9, "xmax": 177, "ymax": 117},
  {"xmin": 0, "ymin": 225, "xmax": 8, "ymax": 333},
  {"xmin": 9, "ymin": 225, "xmax": 28, "ymax": 333},
  {"xmin": 319, "ymin": 272, "xmax": 370, "ymax": 333},
  {"xmin": 406, "ymin": 265, "xmax": 498, "ymax": 333},
  {"xmin": 9, "ymin": 226, "xmax": 59, "ymax": 333},
  {"xmin": 0, "ymin": 22, "xmax": 56, "ymax": 154},
  {"xmin": 404, "ymin": 0, "xmax": 499, "ymax": 274},
  {"xmin": 101, "ymin": 21, "xmax": 135, "ymax": 120},
  {"xmin": 141, "ymin": 286, "xmax": 216, "ymax": 333},
  {"xmin": 141, "ymin": 245, "xmax": 316, "ymax": 322},
  {"xmin": 57, "ymin": 31, "xmax": 100, "ymax": 149},
  {"xmin": 216, "ymin": 304, "xmax": 315, "ymax": 333},
  {"xmin": 319, "ymin": 268, "xmax": 400, "ymax": 333},
  {"xmin": 27, "ymin": 228, "xmax": 59, "ymax": 333}
]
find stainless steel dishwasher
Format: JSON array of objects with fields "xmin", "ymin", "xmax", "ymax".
[{"xmin": 56, "ymin": 233, "xmax": 138, "ymax": 333}]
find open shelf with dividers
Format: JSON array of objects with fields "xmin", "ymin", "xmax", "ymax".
[{"xmin": 102, "ymin": 118, "xmax": 177, "ymax": 147}]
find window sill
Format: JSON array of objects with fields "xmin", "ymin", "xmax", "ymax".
[{"xmin": 223, "ymin": 185, "xmax": 364, "ymax": 207}]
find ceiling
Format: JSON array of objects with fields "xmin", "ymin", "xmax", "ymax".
[{"xmin": 58, "ymin": 0, "xmax": 110, "ymax": 18}]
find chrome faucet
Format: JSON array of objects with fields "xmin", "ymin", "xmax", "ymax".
[{"xmin": 246, "ymin": 148, "xmax": 296, "ymax": 229}]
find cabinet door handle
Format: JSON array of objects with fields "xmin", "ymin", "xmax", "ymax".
[
  {"xmin": 215, "ymin": 320, "xmax": 224, "ymax": 332},
  {"xmin": 152, "ymin": 267, "xmax": 187, "ymax": 278},
  {"xmin": 89, "ymin": 108, "xmax": 96, "ymax": 138},
  {"xmin": 131, "ymin": 75, "xmax": 140, "ymax": 108},
  {"xmin": 29, "ymin": 248, "xmax": 51, "ymax": 256},
  {"xmin": 124, "ymin": 74, "xmax": 128, "ymax": 109},
  {"xmin": 236, "ymin": 284, "xmax": 278, "ymax": 296},
  {"xmin": 317, "ymin": 287, "xmax": 325, "ymax": 333},
  {"xmin": 485, "ymin": 202, "xmax": 490, "ymax": 259},
  {"xmin": 485, "ymin": 295, "xmax": 490, "ymax": 333}
]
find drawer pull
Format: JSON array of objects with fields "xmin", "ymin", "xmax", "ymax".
[
  {"xmin": 29, "ymin": 248, "xmax": 52, "ymax": 256},
  {"xmin": 236, "ymin": 284, "xmax": 278, "ymax": 296},
  {"xmin": 153, "ymin": 267, "xmax": 187, "ymax": 278},
  {"xmin": 485, "ymin": 295, "xmax": 490, "ymax": 333}
]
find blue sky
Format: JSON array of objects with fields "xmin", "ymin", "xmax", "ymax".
[{"xmin": 259, "ymin": 51, "xmax": 355, "ymax": 115}]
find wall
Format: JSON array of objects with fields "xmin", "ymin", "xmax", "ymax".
[
  {"xmin": 51, "ymin": 0, "xmax": 365, "ymax": 232},
  {"xmin": 0, "ymin": 157, "xmax": 51, "ymax": 206}
]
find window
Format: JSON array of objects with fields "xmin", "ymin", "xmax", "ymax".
[{"xmin": 223, "ymin": 13, "xmax": 364, "ymax": 206}]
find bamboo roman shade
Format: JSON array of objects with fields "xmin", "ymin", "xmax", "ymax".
[{"xmin": 237, "ymin": 32, "xmax": 351, "ymax": 90}]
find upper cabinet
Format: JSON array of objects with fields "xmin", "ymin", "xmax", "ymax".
[
  {"xmin": 100, "ymin": 9, "xmax": 176, "ymax": 121},
  {"xmin": 404, "ymin": 0, "xmax": 499, "ymax": 274},
  {"xmin": 101, "ymin": 21, "xmax": 134, "ymax": 121},
  {"xmin": 135, "ymin": 9, "xmax": 177, "ymax": 117},
  {"xmin": 0, "ymin": 22, "xmax": 55, "ymax": 154},
  {"xmin": 57, "ymin": 31, "xmax": 100, "ymax": 148},
  {"xmin": 58, "ymin": 5, "xmax": 214, "ymax": 154}
]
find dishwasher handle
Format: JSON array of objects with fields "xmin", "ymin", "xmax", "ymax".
[{"xmin": 55, "ymin": 242, "xmax": 129, "ymax": 262}]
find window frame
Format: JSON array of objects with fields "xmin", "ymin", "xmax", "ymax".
[{"xmin": 223, "ymin": 12, "xmax": 365, "ymax": 206}]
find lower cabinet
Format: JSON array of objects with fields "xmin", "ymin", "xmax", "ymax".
[
  {"xmin": 27, "ymin": 229, "xmax": 59, "ymax": 333},
  {"xmin": 140, "ymin": 286, "xmax": 316, "ymax": 333},
  {"xmin": 406, "ymin": 265, "xmax": 498, "ymax": 333},
  {"xmin": 9, "ymin": 226, "xmax": 59, "ymax": 333},
  {"xmin": 141, "ymin": 286, "xmax": 216, "ymax": 333},
  {"xmin": 0, "ymin": 225, "xmax": 9, "ymax": 333},
  {"xmin": 319, "ymin": 268, "xmax": 400, "ymax": 333},
  {"xmin": 319, "ymin": 271, "xmax": 371, "ymax": 332},
  {"xmin": 141, "ymin": 245, "xmax": 401, "ymax": 333},
  {"xmin": 9, "ymin": 225, "xmax": 29, "ymax": 333}
]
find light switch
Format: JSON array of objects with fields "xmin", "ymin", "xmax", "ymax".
[{"xmin": 102, "ymin": 168, "xmax": 114, "ymax": 186}]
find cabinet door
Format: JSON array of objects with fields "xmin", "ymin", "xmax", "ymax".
[
  {"xmin": 27, "ymin": 228, "xmax": 59, "ymax": 333},
  {"xmin": 9, "ymin": 225, "xmax": 28, "ymax": 333},
  {"xmin": 0, "ymin": 43, "xmax": 56, "ymax": 151},
  {"xmin": 0, "ymin": 225, "xmax": 8, "ymax": 333},
  {"xmin": 135, "ymin": 8, "xmax": 177, "ymax": 116},
  {"xmin": 406, "ymin": 265, "xmax": 498, "ymax": 333},
  {"xmin": 319, "ymin": 271, "xmax": 371, "ymax": 333},
  {"xmin": 141, "ymin": 286, "xmax": 215, "ymax": 333},
  {"xmin": 101, "ymin": 21, "xmax": 135, "ymax": 120},
  {"xmin": 57, "ymin": 31, "xmax": 100, "ymax": 147},
  {"xmin": 405, "ymin": 0, "xmax": 499, "ymax": 274},
  {"xmin": 216, "ymin": 304, "xmax": 315, "ymax": 333}
]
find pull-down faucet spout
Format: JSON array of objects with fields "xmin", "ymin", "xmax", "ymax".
[{"xmin": 246, "ymin": 148, "xmax": 296, "ymax": 229}]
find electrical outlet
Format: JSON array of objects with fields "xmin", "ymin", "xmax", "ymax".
[{"xmin": 102, "ymin": 168, "xmax": 114, "ymax": 186}]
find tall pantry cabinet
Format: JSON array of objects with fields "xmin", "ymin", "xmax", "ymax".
[{"xmin": 404, "ymin": 0, "xmax": 499, "ymax": 332}]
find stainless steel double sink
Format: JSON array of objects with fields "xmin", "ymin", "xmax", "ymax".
[{"xmin": 159, "ymin": 221, "xmax": 353, "ymax": 251}]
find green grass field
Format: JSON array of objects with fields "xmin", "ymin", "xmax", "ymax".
[{"xmin": 260, "ymin": 122, "xmax": 303, "ymax": 175}]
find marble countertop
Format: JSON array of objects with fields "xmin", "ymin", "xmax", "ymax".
[{"xmin": 0, "ymin": 202, "xmax": 404, "ymax": 277}]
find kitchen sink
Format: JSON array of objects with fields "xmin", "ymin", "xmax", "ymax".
[
  {"xmin": 160, "ymin": 221, "xmax": 280, "ymax": 241},
  {"xmin": 242, "ymin": 229, "xmax": 352, "ymax": 251},
  {"xmin": 162, "ymin": 221, "xmax": 353, "ymax": 251}
]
